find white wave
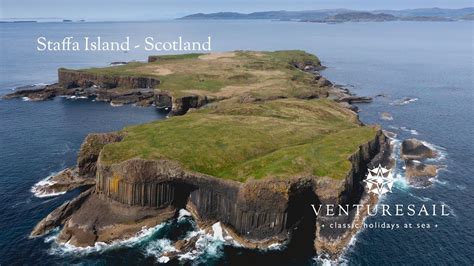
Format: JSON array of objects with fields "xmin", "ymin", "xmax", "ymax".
[
  {"xmin": 439, "ymin": 201, "xmax": 457, "ymax": 217},
  {"xmin": 400, "ymin": 126, "xmax": 419, "ymax": 135},
  {"xmin": 145, "ymin": 238, "xmax": 177, "ymax": 263},
  {"xmin": 420, "ymin": 140, "xmax": 447, "ymax": 162},
  {"xmin": 407, "ymin": 192, "xmax": 433, "ymax": 202},
  {"xmin": 110, "ymin": 102, "xmax": 124, "ymax": 107},
  {"xmin": 178, "ymin": 209, "xmax": 191, "ymax": 221},
  {"xmin": 21, "ymin": 96, "xmax": 32, "ymax": 101},
  {"xmin": 266, "ymin": 242, "xmax": 285, "ymax": 251},
  {"xmin": 48, "ymin": 222, "xmax": 167, "ymax": 256},
  {"xmin": 391, "ymin": 97, "xmax": 419, "ymax": 106},
  {"xmin": 212, "ymin": 222, "xmax": 225, "ymax": 242},
  {"xmin": 65, "ymin": 95, "xmax": 88, "ymax": 100},
  {"xmin": 30, "ymin": 172, "xmax": 67, "ymax": 198}
]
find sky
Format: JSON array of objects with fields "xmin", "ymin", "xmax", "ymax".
[{"xmin": 0, "ymin": 0, "xmax": 472, "ymax": 20}]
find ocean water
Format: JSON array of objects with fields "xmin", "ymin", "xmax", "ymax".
[{"xmin": 0, "ymin": 20, "xmax": 473, "ymax": 265}]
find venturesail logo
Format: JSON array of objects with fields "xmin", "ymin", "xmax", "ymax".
[{"xmin": 364, "ymin": 164, "xmax": 394, "ymax": 195}]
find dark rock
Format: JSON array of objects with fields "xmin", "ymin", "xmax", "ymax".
[
  {"xmin": 30, "ymin": 188, "xmax": 93, "ymax": 237},
  {"xmin": 337, "ymin": 95, "xmax": 373, "ymax": 104},
  {"xmin": 338, "ymin": 102, "xmax": 359, "ymax": 112},
  {"xmin": 404, "ymin": 160, "xmax": 438, "ymax": 187},
  {"xmin": 32, "ymin": 168, "xmax": 95, "ymax": 196},
  {"xmin": 110, "ymin": 62, "xmax": 128, "ymax": 65},
  {"xmin": 58, "ymin": 68, "xmax": 160, "ymax": 89},
  {"xmin": 77, "ymin": 132, "xmax": 123, "ymax": 177},
  {"xmin": 401, "ymin": 139, "xmax": 437, "ymax": 160},
  {"xmin": 52, "ymin": 129, "xmax": 389, "ymax": 252},
  {"xmin": 316, "ymin": 77, "xmax": 332, "ymax": 87},
  {"xmin": 169, "ymin": 95, "xmax": 210, "ymax": 116}
]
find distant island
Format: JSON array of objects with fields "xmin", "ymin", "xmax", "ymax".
[{"xmin": 179, "ymin": 7, "xmax": 474, "ymax": 23}]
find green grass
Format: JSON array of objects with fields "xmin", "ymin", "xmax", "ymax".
[
  {"xmin": 61, "ymin": 50, "xmax": 327, "ymax": 98},
  {"xmin": 148, "ymin": 53, "xmax": 205, "ymax": 61},
  {"xmin": 100, "ymin": 99, "xmax": 378, "ymax": 182}
]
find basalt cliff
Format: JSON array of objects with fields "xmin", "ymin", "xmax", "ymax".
[{"xmin": 21, "ymin": 51, "xmax": 390, "ymax": 260}]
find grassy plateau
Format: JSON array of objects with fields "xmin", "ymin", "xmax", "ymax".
[{"xmin": 78, "ymin": 50, "xmax": 378, "ymax": 182}]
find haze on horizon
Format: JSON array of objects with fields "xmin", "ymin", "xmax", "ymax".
[{"xmin": 0, "ymin": 0, "xmax": 472, "ymax": 20}]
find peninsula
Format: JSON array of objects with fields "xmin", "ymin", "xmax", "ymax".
[{"xmin": 8, "ymin": 51, "xmax": 391, "ymax": 260}]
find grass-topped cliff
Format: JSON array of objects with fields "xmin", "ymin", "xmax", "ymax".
[
  {"xmin": 30, "ymin": 51, "xmax": 389, "ymax": 255},
  {"xmin": 60, "ymin": 50, "xmax": 326, "ymax": 99},
  {"xmin": 56, "ymin": 50, "xmax": 378, "ymax": 182},
  {"xmin": 100, "ymin": 99, "xmax": 378, "ymax": 182}
]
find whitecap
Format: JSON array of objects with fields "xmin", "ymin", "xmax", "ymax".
[
  {"xmin": 400, "ymin": 126, "xmax": 419, "ymax": 135},
  {"xmin": 145, "ymin": 238, "xmax": 177, "ymax": 261},
  {"xmin": 21, "ymin": 96, "xmax": 32, "ymax": 101},
  {"xmin": 439, "ymin": 201, "xmax": 456, "ymax": 218},
  {"xmin": 178, "ymin": 209, "xmax": 191, "ymax": 221},
  {"xmin": 66, "ymin": 95, "xmax": 88, "ymax": 100},
  {"xmin": 30, "ymin": 172, "xmax": 67, "ymax": 198},
  {"xmin": 391, "ymin": 97, "xmax": 419, "ymax": 106},
  {"xmin": 110, "ymin": 102, "xmax": 124, "ymax": 107},
  {"xmin": 48, "ymin": 222, "xmax": 167, "ymax": 256}
]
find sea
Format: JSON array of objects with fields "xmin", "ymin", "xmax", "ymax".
[{"xmin": 0, "ymin": 20, "xmax": 473, "ymax": 265}]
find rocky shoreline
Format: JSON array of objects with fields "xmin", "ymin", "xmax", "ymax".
[
  {"xmin": 12, "ymin": 51, "xmax": 395, "ymax": 261},
  {"xmin": 2, "ymin": 56, "xmax": 371, "ymax": 116}
]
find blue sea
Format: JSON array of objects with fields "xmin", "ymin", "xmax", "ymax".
[{"xmin": 0, "ymin": 20, "xmax": 473, "ymax": 265}]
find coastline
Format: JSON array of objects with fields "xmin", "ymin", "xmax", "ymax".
[{"xmin": 9, "ymin": 51, "xmax": 390, "ymax": 261}]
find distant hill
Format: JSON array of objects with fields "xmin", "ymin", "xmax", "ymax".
[
  {"xmin": 180, "ymin": 10, "xmax": 349, "ymax": 21},
  {"xmin": 461, "ymin": 13, "xmax": 474, "ymax": 20},
  {"xmin": 325, "ymin": 12, "xmax": 397, "ymax": 22},
  {"xmin": 374, "ymin": 7, "xmax": 474, "ymax": 18},
  {"xmin": 179, "ymin": 7, "xmax": 474, "ymax": 22}
]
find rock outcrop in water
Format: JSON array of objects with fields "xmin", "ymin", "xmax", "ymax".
[
  {"xmin": 31, "ymin": 168, "xmax": 95, "ymax": 197},
  {"xmin": 401, "ymin": 138, "xmax": 440, "ymax": 187}
]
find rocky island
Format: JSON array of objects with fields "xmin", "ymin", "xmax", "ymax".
[{"xmin": 7, "ymin": 51, "xmax": 392, "ymax": 260}]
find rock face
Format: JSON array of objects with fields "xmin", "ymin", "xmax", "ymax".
[
  {"xmin": 315, "ymin": 130, "xmax": 391, "ymax": 257},
  {"xmin": 31, "ymin": 127, "xmax": 390, "ymax": 258},
  {"xmin": 77, "ymin": 132, "xmax": 123, "ymax": 177},
  {"xmin": 25, "ymin": 51, "xmax": 387, "ymax": 259},
  {"xmin": 401, "ymin": 139, "xmax": 437, "ymax": 160},
  {"xmin": 4, "ymin": 54, "xmax": 363, "ymax": 117},
  {"xmin": 58, "ymin": 69, "xmax": 160, "ymax": 89}
]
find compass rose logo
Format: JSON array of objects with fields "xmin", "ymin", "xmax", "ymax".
[{"xmin": 364, "ymin": 164, "xmax": 394, "ymax": 195}]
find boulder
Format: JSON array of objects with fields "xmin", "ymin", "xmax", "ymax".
[
  {"xmin": 404, "ymin": 160, "xmax": 438, "ymax": 187},
  {"xmin": 380, "ymin": 112, "xmax": 393, "ymax": 121},
  {"xmin": 401, "ymin": 139, "xmax": 437, "ymax": 160}
]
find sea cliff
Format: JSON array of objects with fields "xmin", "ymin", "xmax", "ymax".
[{"xmin": 23, "ymin": 50, "xmax": 390, "ymax": 259}]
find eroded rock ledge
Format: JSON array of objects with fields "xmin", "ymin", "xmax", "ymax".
[{"xmin": 31, "ymin": 129, "xmax": 390, "ymax": 259}]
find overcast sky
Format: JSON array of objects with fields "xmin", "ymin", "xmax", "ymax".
[{"xmin": 1, "ymin": 0, "xmax": 472, "ymax": 20}]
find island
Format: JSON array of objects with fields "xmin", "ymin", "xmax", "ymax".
[
  {"xmin": 7, "ymin": 51, "xmax": 392, "ymax": 260},
  {"xmin": 179, "ymin": 8, "xmax": 474, "ymax": 23}
]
